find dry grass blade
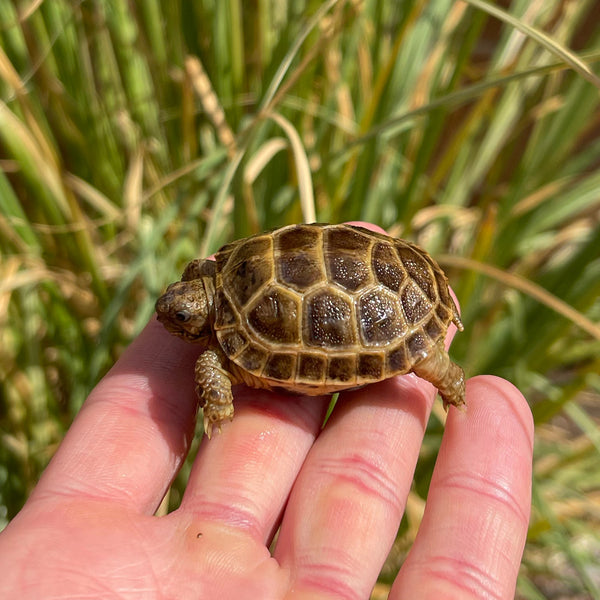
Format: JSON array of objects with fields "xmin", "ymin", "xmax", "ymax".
[
  {"xmin": 199, "ymin": 150, "xmax": 244, "ymax": 257},
  {"xmin": 440, "ymin": 255, "xmax": 600, "ymax": 341},
  {"xmin": 267, "ymin": 113, "xmax": 316, "ymax": 223},
  {"xmin": 64, "ymin": 174, "xmax": 122, "ymax": 221},
  {"xmin": 186, "ymin": 55, "xmax": 236, "ymax": 155},
  {"xmin": 463, "ymin": 0, "xmax": 600, "ymax": 88},
  {"xmin": 243, "ymin": 138, "xmax": 289, "ymax": 232},
  {"xmin": 141, "ymin": 153, "xmax": 227, "ymax": 204},
  {"xmin": 0, "ymin": 265, "xmax": 58, "ymax": 295},
  {"xmin": 123, "ymin": 149, "xmax": 144, "ymax": 232},
  {"xmin": 244, "ymin": 138, "xmax": 289, "ymax": 184},
  {"xmin": 0, "ymin": 104, "xmax": 66, "ymax": 215},
  {"xmin": 0, "ymin": 45, "xmax": 27, "ymax": 96},
  {"xmin": 258, "ymin": 0, "xmax": 342, "ymax": 113},
  {"xmin": 17, "ymin": 0, "xmax": 45, "ymax": 21}
]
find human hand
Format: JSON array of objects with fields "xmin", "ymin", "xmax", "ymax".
[{"xmin": 0, "ymin": 238, "xmax": 533, "ymax": 600}]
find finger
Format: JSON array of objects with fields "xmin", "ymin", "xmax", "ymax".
[
  {"xmin": 274, "ymin": 372, "xmax": 437, "ymax": 600},
  {"xmin": 345, "ymin": 220, "xmax": 387, "ymax": 234},
  {"xmin": 178, "ymin": 386, "xmax": 330, "ymax": 544},
  {"xmin": 391, "ymin": 375, "xmax": 533, "ymax": 600},
  {"xmin": 30, "ymin": 318, "xmax": 201, "ymax": 513}
]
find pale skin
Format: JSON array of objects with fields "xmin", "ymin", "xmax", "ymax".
[{"xmin": 0, "ymin": 224, "xmax": 533, "ymax": 600}]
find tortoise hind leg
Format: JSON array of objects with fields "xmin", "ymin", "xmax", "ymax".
[{"xmin": 411, "ymin": 341, "xmax": 465, "ymax": 410}]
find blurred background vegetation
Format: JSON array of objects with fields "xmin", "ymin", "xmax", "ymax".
[{"xmin": 1, "ymin": 0, "xmax": 599, "ymax": 597}]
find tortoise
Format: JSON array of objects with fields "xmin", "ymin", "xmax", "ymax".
[{"xmin": 155, "ymin": 223, "xmax": 465, "ymax": 437}]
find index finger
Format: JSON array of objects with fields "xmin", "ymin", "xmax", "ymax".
[{"xmin": 30, "ymin": 318, "xmax": 201, "ymax": 514}]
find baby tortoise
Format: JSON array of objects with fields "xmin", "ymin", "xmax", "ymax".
[{"xmin": 156, "ymin": 223, "xmax": 465, "ymax": 437}]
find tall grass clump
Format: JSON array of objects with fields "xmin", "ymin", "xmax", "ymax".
[{"xmin": 1, "ymin": 1, "xmax": 599, "ymax": 596}]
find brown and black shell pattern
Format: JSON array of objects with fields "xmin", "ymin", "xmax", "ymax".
[{"xmin": 213, "ymin": 223, "xmax": 461, "ymax": 394}]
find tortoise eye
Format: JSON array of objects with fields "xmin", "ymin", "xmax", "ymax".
[{"xmin": 175, "ymin": 310, "xmax": 191, "ymax": 323}]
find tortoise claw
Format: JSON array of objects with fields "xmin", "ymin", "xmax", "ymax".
[{"xmin": 203, "ymin": 415, "xmax": 221, "ymax": 440}]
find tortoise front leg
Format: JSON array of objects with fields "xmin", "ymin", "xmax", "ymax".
[
  {"xmin": 195, "ymin": 348, "xmax": 235, "ymax": 438},
  {"xmin": 411, "ymin": 341, "xmax": 466, "ymax": 410}
]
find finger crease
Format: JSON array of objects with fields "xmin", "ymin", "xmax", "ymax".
[
  {"xmin": 415, "ymin": 554, "xmax": 504, "ymax": 600},
  {"xmin": 315, "ymin": 453, "xmax": 401, "ymax": 510},
  {"xmin": 435, "ymin": 470, "xmax": 529, "ymax": 526},
  {"xmin": 294, "ymin": 559, "xmax": 363, "ymax": 600},
  {"xmin": 179, "ymin": 499, "xmax": 264, "ymax": 540}
]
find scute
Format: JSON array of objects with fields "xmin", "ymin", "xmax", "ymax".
[
  {"xmin": 424, "ymin": 317, "xmax": 443, "ymax": 340},
  {"xmin": 407, "ymin": 331, "xmax": 428, "ymax": 357},
  {"xmin": 400, "ymin": 280, "xmax": 432, "ymax": 325},
  {"xmin": 304, "ymin": 289, "xmax": 356, "ymax": 348},
  {"xmin": 326, "ymin": 253, "xmax": 371, "ymax": 291},
  {"xmin": 264, "ymin": 353, "xmax": 296, "ymax": 380},
  {"xmin": 248, "ymin": 285, "xmax": 301, "ymax": 344},
  {"xmin": 325, "ymin": 225, "xmax": 372, "ymax": 252},
  {"xmin": 323, "ymin": 226, "xmax": 373, "ymax": 292},
  {"xmin": 237, "ymin": 343, "xmax": 269, "ymax": 372},
  {"xmin": 275, "ymin": 224, "xmax": 322, "ymax": 252},
  {"xmin": 214, "ymin": 289, "xmax": 238, "ymax": 329},
  {"xmin": 328, "ymin": 355, "xmax": 356, "ymax": 383},
  {"xmin": 218, "ymin": 330, "xmax": 248, "ymax": 358},
  {"xmin": 435, "ymin": 270, "xmax": 452, "ymax": 305},
  {"xmin": 221, "ymin": 235, "xmax": 274, "ymax": 306},
  {"xmin": 358, "ymin": 353, "xmax": 384, "ymax": 380},
  {"xmin": 386, "ymin": 345, "xmax": 409, "ymax": 372},
  {"xmin": 396, "ymin": 243, "xmax": 437, "ymax": 302},
  {"xmin": 436, "ymin": 304, "xmax": 451, "ymax": 323},
  {"xmin": 358, "ymin": 288, "xmax": 404, "ymax": 346},
  {"xmin": 297, "ymin": 353, "xmax": 327, "ymax": 383},
  {"xmin": 277, "ymin": 253, "xmax": 325, "ymax": 291},
  {"xmin": 372, "ymin": 242, "xmax": 404, "ymax": 292}
]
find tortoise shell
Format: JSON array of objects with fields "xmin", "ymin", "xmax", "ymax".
[{"xmin": 210, "ymin": 223, "xmax": 462, "ymax": 394}]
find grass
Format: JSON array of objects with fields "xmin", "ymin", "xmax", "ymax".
[{"xmin": 1, "ymin": 0, "xmax": 600, "ymax": 596}]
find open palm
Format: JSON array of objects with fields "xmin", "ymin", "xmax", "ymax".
[{"xmin": 0, "ymin": 223, "xmax": 532, "ymax": 600}]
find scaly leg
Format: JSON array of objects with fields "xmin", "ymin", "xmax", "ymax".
[
  {"xmin": 412, "ymin": 341, "xmax": 465, "ymax": 410},
  {"xmin": 195, "ymin": 348, "xmax": 235, "ymax": 438}
]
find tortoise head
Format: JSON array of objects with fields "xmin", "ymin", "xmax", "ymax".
[{"xmin": 155, "ymin": 279, "xmax": 213, "ymax": 344}]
